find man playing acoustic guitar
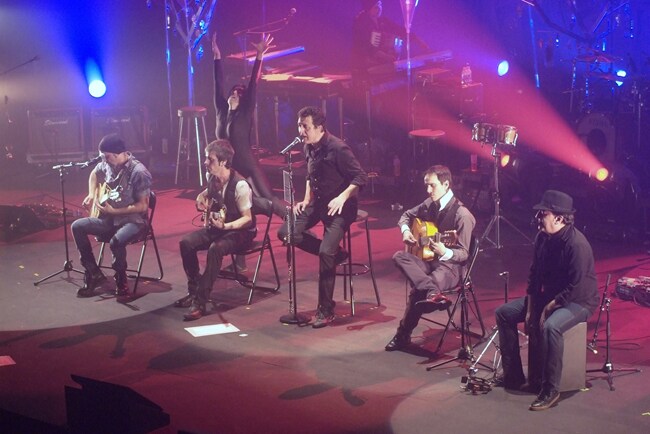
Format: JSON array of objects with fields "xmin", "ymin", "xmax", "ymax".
[
  {"xmin": 385, "ymin": 165, "xmax": 475, "ymax": 352},
  {"xmin": 176, "ymin": 139, "xmax": 255, "ymax": 321},
  {"xmin": 71, "ymin": 134, "xmax": 152, "ymax": 299}
]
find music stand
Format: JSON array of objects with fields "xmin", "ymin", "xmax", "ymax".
[
  {"xmin": 472, "ymin": 123, "xmax": 531, "ymax": 249},
  {"xmin": 279, "ymin": 142, "xmax": 309, "ymax": 325},
  {"xmin": 34, "ymin": 162, "xmax": 84, "ymax": 285}
]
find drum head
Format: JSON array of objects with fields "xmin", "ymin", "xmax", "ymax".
[{"xmin": 576, "ymin": 113, "xmax": 616, "ymax": 161}]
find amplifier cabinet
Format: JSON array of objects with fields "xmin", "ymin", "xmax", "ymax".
[
  {"xmin": 27, "ymin": 108, "xmax": 85, "ymax": 163},
  {"xmin": 90, "ymin": 107, "xmax": 150, "ymax": 157}
]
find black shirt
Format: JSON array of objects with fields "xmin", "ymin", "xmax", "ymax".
[
  {"xmin": 304, "ymin": 132, "xmax": 367, "ymax": 202},
  {"xmin": 527, "ymin": 224, "xmax": 599, "ymax": 313}
]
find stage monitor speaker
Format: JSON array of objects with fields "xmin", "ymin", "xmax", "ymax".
[
  {"xmin": 27, "ymin": 108, "xmax": 85, "ymax": 164},
  {"xmin": 0, "ymin": 205, "xmax": 46, "ymax": 241},
  {"xmin": 90, "ymin": 107, "xmax": 150, "ymax": 159},
  {"xmin": 414, "ymin": 82, "xmax": 484, "ymax": 121},
  {"xmin": 65, "ymin": 374, "xmax": 170, "ymax": 434}
]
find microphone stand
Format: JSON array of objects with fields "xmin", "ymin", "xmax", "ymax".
[
  {"xmin": 279, "ymin": 148, "xmax": 309, "ymax": 325},
  {"xmin": 34, "ymin": 162, "xmax": 84, "ymax": 285},
  {"xmin": 587, "ymin": 274, "xmax": 641, "ymax": 391}
]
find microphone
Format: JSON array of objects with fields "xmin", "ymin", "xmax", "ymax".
[
  {"xmin": 77, "ymin": 154, "xmax": 103, "ymax": 169},
  {"xmin": 587, "ymin": 343, "xmax": 598, "ymax": 355},
  {"xmin": 286, "ymin": 8, "xmax": 297, "ymax": 22},
  {"xmin": 280, "ymin": 137, "xmax": 302, "ymax": 155}
]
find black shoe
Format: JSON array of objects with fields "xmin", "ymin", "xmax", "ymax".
[
  {"xmin": 312, "ymin": 312, "xmax": 335, "ymax": 329},
  {"xmin": 76, "ymin": 269, "xmax": 107, "ymax": 298},
  {"xmin": 385, "ymin": 333, "xmax": 411, "ymax": 351},
  {"xmin": 335, "ymin": 249, "xmax": 349, "ymax": 266},
  {"xmin": 184, "ymin": 302, "xmax": 206, "ymax": 321},
  {"xmin": 174, "ymin": 293, "xmax": 194, "ymax": 308},
  {"xmin": 492, "ymin": 375, "xmax": 525, "ymax": 390},
  {"xmin": 529, "ymin": 389, "xmax": 560, "ymax": 411},
  {"xmin": 415, "ymin": 292, "xmax": 452, "ymax": 313}
]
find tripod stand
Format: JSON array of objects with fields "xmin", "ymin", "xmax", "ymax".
[
  {"xmin": 279, "ymin": 140, "xmax": 309, "ymax": 325},
  {"xmin": 481, "ymin": 144, "xmax": 531, "ymax": 249},
  {"xmin": 468, "ymin": 271, "xmax": 529, "ymax": 381},
  {"xmin": 426, "ymin": 237, "xmax": 488, "ymax": 371},
  {"xmin": 587, "ymin": 274, "xmax": 641, "ymax": 391},
  {"xmin": 34, "ymin": 163, "xmax": 84, "ymax": 286}
]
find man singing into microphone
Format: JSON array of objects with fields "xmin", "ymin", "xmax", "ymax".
[
  {"xmin": 71, "ymin": 134, "xmax": 152, "ymax": 300},
  {"xmin": 495, "ymin": 190, "xmax": 599, "ymax": 411},
  {"xmin": 277, "ymin": 106, "xmax": 367, "ymax": 328}
]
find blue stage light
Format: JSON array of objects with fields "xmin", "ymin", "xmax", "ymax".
[{"xmin": 497, "ymin": 60, "xmax": 509, "ymax": 77}]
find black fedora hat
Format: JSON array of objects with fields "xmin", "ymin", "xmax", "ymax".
[{"xmin": 533, "ymin": 190, "xmax": 575, "ymax": 214}]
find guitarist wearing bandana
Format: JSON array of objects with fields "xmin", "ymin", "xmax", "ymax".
[
  {"xmin": 71, "ymin": 134, "xmax": 152, "ymax": 300},
  {"xmin": 176, "ymin": 139, "xmax": 255, "ymax": 320},
  {"xmin": 385, "ymin": 165, "xmax": 476, "ymax": 352}
]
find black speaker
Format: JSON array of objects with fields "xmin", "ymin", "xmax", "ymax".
[
  {"xmin": 65, "ymin": 374, "xmax": 170, "ymax": 434},
  {"xmin": 0, "ymin": 205, "xmax": 46, "ymax": 241},
  {"xmin": 27, "ymin": 108, "xmax": 85, "ymax": 163},
  {"xmin": 90, "ymin": 107, "xmax": 150, "ymax": 158}
]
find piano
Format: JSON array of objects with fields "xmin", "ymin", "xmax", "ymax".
[
  {"xmin": 259, "ymin": 73, "xmax": 351, "ymax": 99},
  {"xmin": 367, "ymin": 50, "xmax": 453, "ymax": 76}
]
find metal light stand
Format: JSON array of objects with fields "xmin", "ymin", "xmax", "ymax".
[
  {"xmin": 279, "ymin": 147, "xmax": 309, "ymax": 325},
  {"xmin": 34, "ymin": 163, "xmax": 84, "ymax": 286},
  {"xmin": 426, "ymin": 241, "xmax": 489, "ymax": 372},
  {"xmin": 587, "ymin": 275, "xmax": 641, "ymax": 391},
  {"xmin": 480, "ymin": 143, "xmax": 531, "ymax": 249}
]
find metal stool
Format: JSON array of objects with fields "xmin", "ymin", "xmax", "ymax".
[
  {"xmin": 337, "ymin": 210, "xmax": 381, "ymax": 316},
  {"xmin": 409, "ymin": 129, "xmax": 446, "ymax": 171},
  {"xmin": 175, "ymin": 106, "xmax": 208, "ymax": 187}
]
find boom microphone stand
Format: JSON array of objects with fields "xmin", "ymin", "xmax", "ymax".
[
  {"xmin": 34, "ymin": 162, "xmax": 84, "ymax": 285},
  {"xmin": 279, "ymin": 138, "xmax": 309, "ymax": 325},
  {"xmin": 587, "ymin": 274, "xmax": 641, "ymax": 391}
]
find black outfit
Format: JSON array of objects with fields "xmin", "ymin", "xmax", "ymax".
[
  {"xmin": 214, "ymin": 58, "xmax": 286, "ymax": 218},
  {"xmin": 351, "ymin": 10, "xmax": 405, "ymax": 82},
  {"xmin": 495, "ymin": 224, "xmax": 599, "ymax": 395},
  {"xmin": 392, "ymin": 194, "xmax": 476, "ymax": 338},
  {"xmin": 277, "ymin": 132, "xmax": 367, "ymax": 317},
  {"xmin": 179, "ymin": 170, "xmax": 256, "ymax": 305}
]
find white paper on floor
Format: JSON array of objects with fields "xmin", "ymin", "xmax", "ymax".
[
  {"xmin": 184, "ymin": 323, "xmax": 240, "ymax": 337},
  {"xmin": 0, "ymin": 356, "xmax": 16, "ymax": 367}
]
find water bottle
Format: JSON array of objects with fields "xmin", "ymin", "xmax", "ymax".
[
  {"xmin": 393, "ymin": 154, "xmax": 401, "ymax": 178},
  {"xmin": 461, "ymin": 63, "xmax": 472, "ymax": 86}
]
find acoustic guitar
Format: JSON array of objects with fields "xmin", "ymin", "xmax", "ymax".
[
  {"xmin": 409, "ymin": 218, "xmax": 458, "ymax": 261},
  {"xmin": 201, "ymin": 198, "xmax": 227, "ymax": 229},
  {"xmin": 90, "ymin": 183, "xmax": 123, "ymax": 218}
]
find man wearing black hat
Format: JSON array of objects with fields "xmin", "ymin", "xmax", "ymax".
[
  {"xmin": 71, "ymin": 134, "xmax": 152, "ymax": 299},
  {"xmin": 495, "ymin": 190, "xmax": 599, "ymax": 411}
]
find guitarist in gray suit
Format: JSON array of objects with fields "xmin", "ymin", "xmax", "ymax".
[
  {"xmin": 71, "ymin": 134, "xmax": 152, "ymax": 299},
  {"xmin": 385, "ymin": 165, "xmax": 475, "ymax": 352}
]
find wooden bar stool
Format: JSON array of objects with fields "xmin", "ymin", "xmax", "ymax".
[
  {"xmin": 409, "ymin": 129, "xmax": 446, "ymax": 171},
  {"xmin": 175, "ymin": 106, "xmax": 208, "ymax": 187},
  {"xmin": 337, "ymin": 210, "xmax": 381, "ymax": 316}
]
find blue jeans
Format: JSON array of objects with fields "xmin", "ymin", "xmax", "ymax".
[
  {"xmin": 71, "ymin": 217, "xmax": 145, "ymax": 275},
  {"xmin": 495, "ymin": 296, "xmax": 591, "ymax": 392}
]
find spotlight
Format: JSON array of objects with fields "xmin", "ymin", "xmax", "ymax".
[
  {"xmin": 500, "ymin": 153, "xmax": 511, "ymax": 168},
  {"xmin": 497, "ymin": 60, "xmax": 509, "ymax": 77},
  {"xmin": 615, "ymin": 69, "xmax": 626, "ymax": 87},
  {"xmin": 84, "ymin": 58, "xmax": 106, "ymax": 98},
  {"xmin": 88, "ymin": 80, "xmax": 107, "ymax": 98},
  {"xmin": 591, "ymin": 167, "xmax": 610, "ymax": 182}
]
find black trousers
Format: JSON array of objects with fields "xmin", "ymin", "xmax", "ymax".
[
  {"xmin": 179, "ymin": 228, "xmax": 254, "ymax": 304},
  {"xmin": 277, "ymin": 200, "xmax": 356, "ymax": 315}
]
